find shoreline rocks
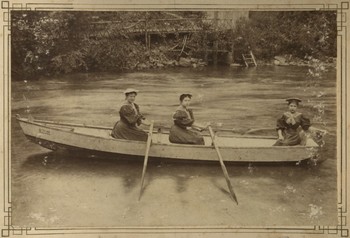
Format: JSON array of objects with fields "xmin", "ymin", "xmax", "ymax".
[
  {"xmin": 271, "ymin": 55, "xmax": 336, "ymax": 68},
  {"xmin": 135, "ymin": 56, "xmax": 207, "ymax": 70}
]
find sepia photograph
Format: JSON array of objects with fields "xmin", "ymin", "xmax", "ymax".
[{"xmin": 1, "ymin": 0, "xmax": 349, "ymax": 237}]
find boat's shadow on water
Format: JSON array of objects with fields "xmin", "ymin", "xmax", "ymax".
[{"xmin": 21, "ymin": 150, "xmax": 321, "ymax": 197}]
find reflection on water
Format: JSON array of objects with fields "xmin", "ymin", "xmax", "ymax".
[{"xmin": 11, "ymin": 66, "xmax": 337, "ymax": 227}]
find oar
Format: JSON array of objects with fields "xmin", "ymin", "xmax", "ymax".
[
  {"xmin": 139, "ymin": 121, "xmax": 154, "ymax": 201},
  {"xmin": 208, "ymin": 126, "xmax": 238, "ymax": 205}
]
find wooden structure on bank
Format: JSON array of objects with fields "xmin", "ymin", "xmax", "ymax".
[
  {"xmin": 86, "ymin": 11, "xmax": 254, "ymax": 66},
  {"xmin": 242, "ymin": 51, "xmax": 257, "ymax": 67}
]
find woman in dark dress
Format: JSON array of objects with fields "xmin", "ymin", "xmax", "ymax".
[
  {"xmin": 111, "ymin": 88, "xmax": 150, "ymax": 141},
  {"xmin": 169, "ymin": 94, "xmax": 209, "ymax": 145},
  {"xmin": 273, "ymin": 98, "xmax": 311, "ymax": 146}
]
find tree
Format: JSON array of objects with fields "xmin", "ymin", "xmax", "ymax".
[{"xmin": 233, "ymin": 11, "xmax": 337, "ymax": 60}]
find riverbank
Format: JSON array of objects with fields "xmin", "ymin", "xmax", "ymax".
[
  {"xmin": 13, "ymin": 49, "xmax": 337, "ymax": 82},
  {"xmin": 133, "ymin": 48, "xmax": 337, "ymax": 70},
  {"xmin": 257, "ymin": 55, "xmax": 337, "ymax": 68},
  {"xmin": 134, "ymin": 52, "xmax": 336, "ymax": 71}
]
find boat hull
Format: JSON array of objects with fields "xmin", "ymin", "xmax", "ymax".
[{"xmin": 17, "ymin": 118, "xmax": 319, "ymax": 163}]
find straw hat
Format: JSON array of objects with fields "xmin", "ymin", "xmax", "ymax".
[
  {"xmin": 123, "ymin": 88, "xmax": 139, "ymax": 95},
  {"xmin": 286, "ymin": 98, "xmax": 302, "ymax": 104}
]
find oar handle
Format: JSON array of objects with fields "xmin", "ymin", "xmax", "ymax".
[{"xmin": 144, "ymin": 121, "xmax": 154, "ymax": 155}]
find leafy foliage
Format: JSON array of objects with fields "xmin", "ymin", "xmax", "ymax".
[
  {"xmin": 11, "ymin": 11, "xmax": 206, "ymax": 80},
  {"xmin": 11, "ymin": 11, "xmax": 336, "ymax": 80},
  {"xmin": 233, "ymin": 11, "xmax": 337, "ymax": 59}
]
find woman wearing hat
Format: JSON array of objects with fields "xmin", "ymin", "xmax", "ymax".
[
  {"xmin": 111, "ymin": 88, "xmax": 149, "ymax": 141},
  {"xmin": 273, "ymin": 98, "xmax": 311, "ymax": 146},
  {"xmin": 169, "ymin": 94, "xmax": 209, "ymax": 145}
]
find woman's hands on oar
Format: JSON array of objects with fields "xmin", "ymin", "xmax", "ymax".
[
  {"xmin": 139, "ymin": 120, "xmax": 154, "ymax": 201},
  {"xmin": 141, "ymin": 118, "xmax": 152, "ymax": 126}
]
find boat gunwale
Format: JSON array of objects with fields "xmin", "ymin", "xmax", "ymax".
[
  {"xmin": 17, "ymin": 117, "xmax": 319, "ymax": 150},
  {"xmin": 28, "ymin": 117, "xmax": 280, "ymax": 139}
]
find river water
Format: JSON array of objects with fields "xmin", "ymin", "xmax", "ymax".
[{"xmin": 11, "ymin": 66, "xmax": 337, "ymax": 227}]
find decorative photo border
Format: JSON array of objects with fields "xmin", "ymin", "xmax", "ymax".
[{"xmin": 0, "ymin": 0, "xmax": 348, "ymax": 237}]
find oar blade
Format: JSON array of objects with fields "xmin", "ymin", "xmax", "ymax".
[
  {"xmin": 220, "ymin": 158, "xmax": 238, "ymax": 205},
  {"xmin": 226, "ymin": 177, "xmax": 238, "ymax": 204}
]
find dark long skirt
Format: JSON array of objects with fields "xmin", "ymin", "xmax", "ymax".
[
  {"xmin": 111, "ymin": 121, "xmax": 148, "ymax": 142},
  {"xmin": 169, "ymin": 125, "xmax": 205, "ymax": 145},
  {"xmin": 273, "ymin": 128, "xmax": 301, "ymax": 146}
]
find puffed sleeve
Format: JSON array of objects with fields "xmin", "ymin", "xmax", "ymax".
[
  {"xmin": 188, "ymin": 109, "xmax": 195, "ymax": 120},
  {"xmin": 119, "ymin": 105, "xmax": 143, "ymax": 125},
  {"xmin": 134, "ymin": 103, "xmax": 145, "ymax": 125},
  {"xmin": 300, "ymin": 114, "xmax": 311, "ymax": 131},
  {"xmin": 173, "ymin": 110, "xmax": 194, "ymax": 128},
  {"xmin": 276, "ymin": 114, "xmax": 287, "ymax": 130}
]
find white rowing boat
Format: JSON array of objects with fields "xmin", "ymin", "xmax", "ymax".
[{"xmin": 16, "ymin": 115, "xmax": 319, "ymax": 163}]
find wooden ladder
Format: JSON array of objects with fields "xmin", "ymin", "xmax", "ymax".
[{"xmin": 242, "ymin": 51, "xmax": 257, "ymax": 67}]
